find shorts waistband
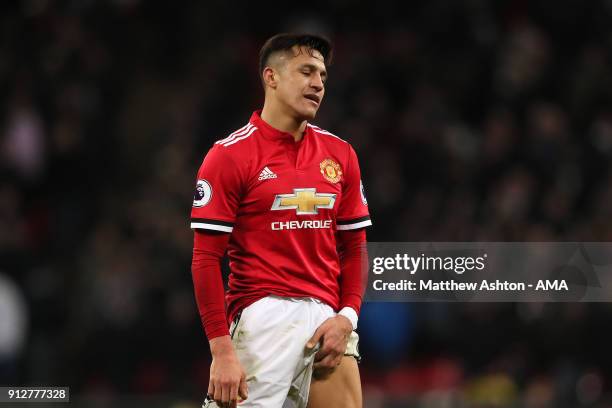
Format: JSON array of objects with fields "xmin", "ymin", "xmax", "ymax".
[{"xmin": 268, "ymin": 295, "xmax": 327, "ymax": 305}]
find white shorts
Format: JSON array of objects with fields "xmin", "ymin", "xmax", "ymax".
[{"xmin": 204, "ymin": 296, "xmax": 360, "ymax": 408}]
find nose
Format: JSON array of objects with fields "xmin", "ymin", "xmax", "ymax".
[{"xmin": 310, "ymin": 73, "xmax": 324, "ymax": 92}]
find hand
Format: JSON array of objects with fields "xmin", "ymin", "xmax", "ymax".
[
  {"xmin": 306, "ymin": 315, "xmax": 353, "ymax": 374},
  {"xmin": 209, "ymin": 336, "xmax": 248, "ymax": 407}
]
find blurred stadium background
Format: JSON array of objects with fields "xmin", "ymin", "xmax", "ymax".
[{"xmin": 2, "ymin": 0, "xmax": 612, "ymax": 407}]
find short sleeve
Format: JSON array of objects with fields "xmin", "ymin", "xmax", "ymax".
[
  {"xmin": 190, "ymin": 146, "xmax": 244, "ymax": 233},
  {"xmin": 336, "ymin": 145, "xmax": 372, "ymax": 230}
]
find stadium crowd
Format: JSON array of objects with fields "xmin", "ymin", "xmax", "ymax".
[{"xmin": 1, "ymin": 0, "xmax": 612, "ymax": 406}]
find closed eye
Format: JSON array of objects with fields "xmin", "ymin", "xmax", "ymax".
[{"xmin": 298, "ymin": 64, "xmax": 326, "ymax": 83}]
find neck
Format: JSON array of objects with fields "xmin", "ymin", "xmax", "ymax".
[{"xmin": 261, "ymin": 98, "xmax": 307, "ymax": 142}]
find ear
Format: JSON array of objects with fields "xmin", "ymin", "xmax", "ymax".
[{"xmin": 262, "ymin": 66, "xmax": 278, "ymax": 89}]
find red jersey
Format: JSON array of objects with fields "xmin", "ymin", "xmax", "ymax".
[{"xmin": 190, "ymin": 111, "xmax": 371, "ymax": 322}]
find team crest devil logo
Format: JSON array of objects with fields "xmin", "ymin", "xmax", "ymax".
[{"xmin": 320, "ymin": 159, "xmax": 342, "ymax": 183}]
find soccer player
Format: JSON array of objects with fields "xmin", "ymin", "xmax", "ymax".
[{"xmin": 190, "ymin": 33, "xmax": 371, "ymax": 408}]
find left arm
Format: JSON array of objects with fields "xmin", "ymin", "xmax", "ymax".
[
  {"xmin": 337, "ymin": 228, "xmax": 368, "ymax": 318},
  {"xmin": 307, "ymin": 143, "xmax": 371, "ymax": 370},
  {"xmin": 306, "ymin": 228, "xmax": 368, "ymax": 370}
]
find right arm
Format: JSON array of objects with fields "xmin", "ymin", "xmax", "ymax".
[
  {"xmin": 191, "ymin": 229, "xmax": 248, "ymax": 405},
  {"xmin": 189, "ymin": 144, "xmax": 249, "ymax": 406}
]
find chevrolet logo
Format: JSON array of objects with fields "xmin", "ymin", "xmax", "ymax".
[{"xmin": 271, "ymin": 188, "xmax": 336, "ymax": 215}]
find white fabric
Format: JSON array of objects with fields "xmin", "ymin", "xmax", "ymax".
[
  {"xmin": 204, "ymin": 296, "xmax": 361, "ymax": 408},
  {"xmin": 336, "ymin": 219, "xmax": 372, "ymax": 230},
  {"xmin": 233, "ymin": 296, "xmax": 333, "ymax": 408},
  {"xmin": 190, "ymin": 222, "xmax": 233, "ymax": 232},
  {"xmin": 203, "ymin": 296, "xmax": 332, "ymax": 408},
  {"xmin": 338, "ymin": 306, "xmax": 358, "ymax": 330}
]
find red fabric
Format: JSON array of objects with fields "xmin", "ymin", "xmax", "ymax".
[
  {"xmin": 191, "ymin": 229, "xmax": 230, "ymax": 339},
  {"xmin": 190, "ymin": 111, "xmax": 371, "ymax": 323},
  {"xmin": 337, "ymin": 228, "xmax": 368, "ymax": 315},
  {"xmin": 192, "ymin": 228, "xmax": 368, "ymax": 340}
]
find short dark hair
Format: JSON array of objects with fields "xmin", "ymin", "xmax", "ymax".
[{"xmin": 259, "ymin": 33, "xmax": 333, "ymax": 77}]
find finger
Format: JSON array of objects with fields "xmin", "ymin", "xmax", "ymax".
[
  {"xmin": 213, "ymin": 381, "xmax": 222, "ymax": 403},
  {"xmin": 208, "ymin": 379, "xmax": 214, "ymax": 397},
  {"xmin": 229, "ymin": 381, "xmax": 238, "ymax": 404},
  {"xmin": 314, "ymin": 354, "xmax": 331, "ymax": 369},
  {"xmin": 316, "ymin": 337, "xmax": 340, "ymax": 361},
  {"xmin": 221, "ymin": 383, "xmax": 229, "ymax": 405},
  {"xmin": 321, "ymin": 339, "xmax": 348, "ymax": 361},
  {"xmin": 314, "ymin": 344, "xmax": 334, "ymax": 362},
  {"xmin": 313, "ymin": 353, "xmax": 336, "ymax": 369},
  {"xmin": 327, "ymin": 351, "xmax": 342, "ymax": 367},
  {"xmin": 239, "ymin": 378, "xmax": 248, "ymax": 400},
  {"xmin": 306, "ymin": 326, "xmax": 325, "ymax": 349}
]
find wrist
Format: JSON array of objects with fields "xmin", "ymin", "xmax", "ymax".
[{"xmin": 209, "ymin": 335, "xmax": 235, "ymax": 357}]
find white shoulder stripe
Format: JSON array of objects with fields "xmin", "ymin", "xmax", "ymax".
[
  {"xmin": 221, "ymin": 126, "xmax": 258, "ymax": 147},
  {"xmin": 307, "ymin": 124, "xmax": 346, "ymax": 142},
  {"xmin": 215, "ymin": 123, "xmax": 253, "ymax": 145},
  {"xmin": 215, "ymin": 123, "xmax": 252, "ymax": 144}
]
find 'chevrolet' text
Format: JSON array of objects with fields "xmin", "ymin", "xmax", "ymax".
[{"xmin": 271, "ymin": 220, "xmax": 333, "ymax": 230}]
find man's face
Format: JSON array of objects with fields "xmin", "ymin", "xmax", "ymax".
[{"xmin": 272, "ymin": 46, "xmax": 327, "ymax": 120}]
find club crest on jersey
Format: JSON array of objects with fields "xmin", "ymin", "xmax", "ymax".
[
  {"xmin": 193, "ymin": 179, "xmax": 212, "ymax": 207},
  {"xmin": 271, "ymin": 188, "xmax": 336, "ymax": 215},
  {"xmin": 320, "ymin": 158, "xmax": 343, "ymax": 183}
]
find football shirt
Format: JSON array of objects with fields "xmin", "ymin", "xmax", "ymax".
[{"xmin": 191, "ymin": 111, "xmax": 371, "ymax": 322}]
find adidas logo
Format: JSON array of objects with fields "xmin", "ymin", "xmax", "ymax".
[{"xmin": 258, "ymin": 166, "xmax": 278, "ymax": 181}]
